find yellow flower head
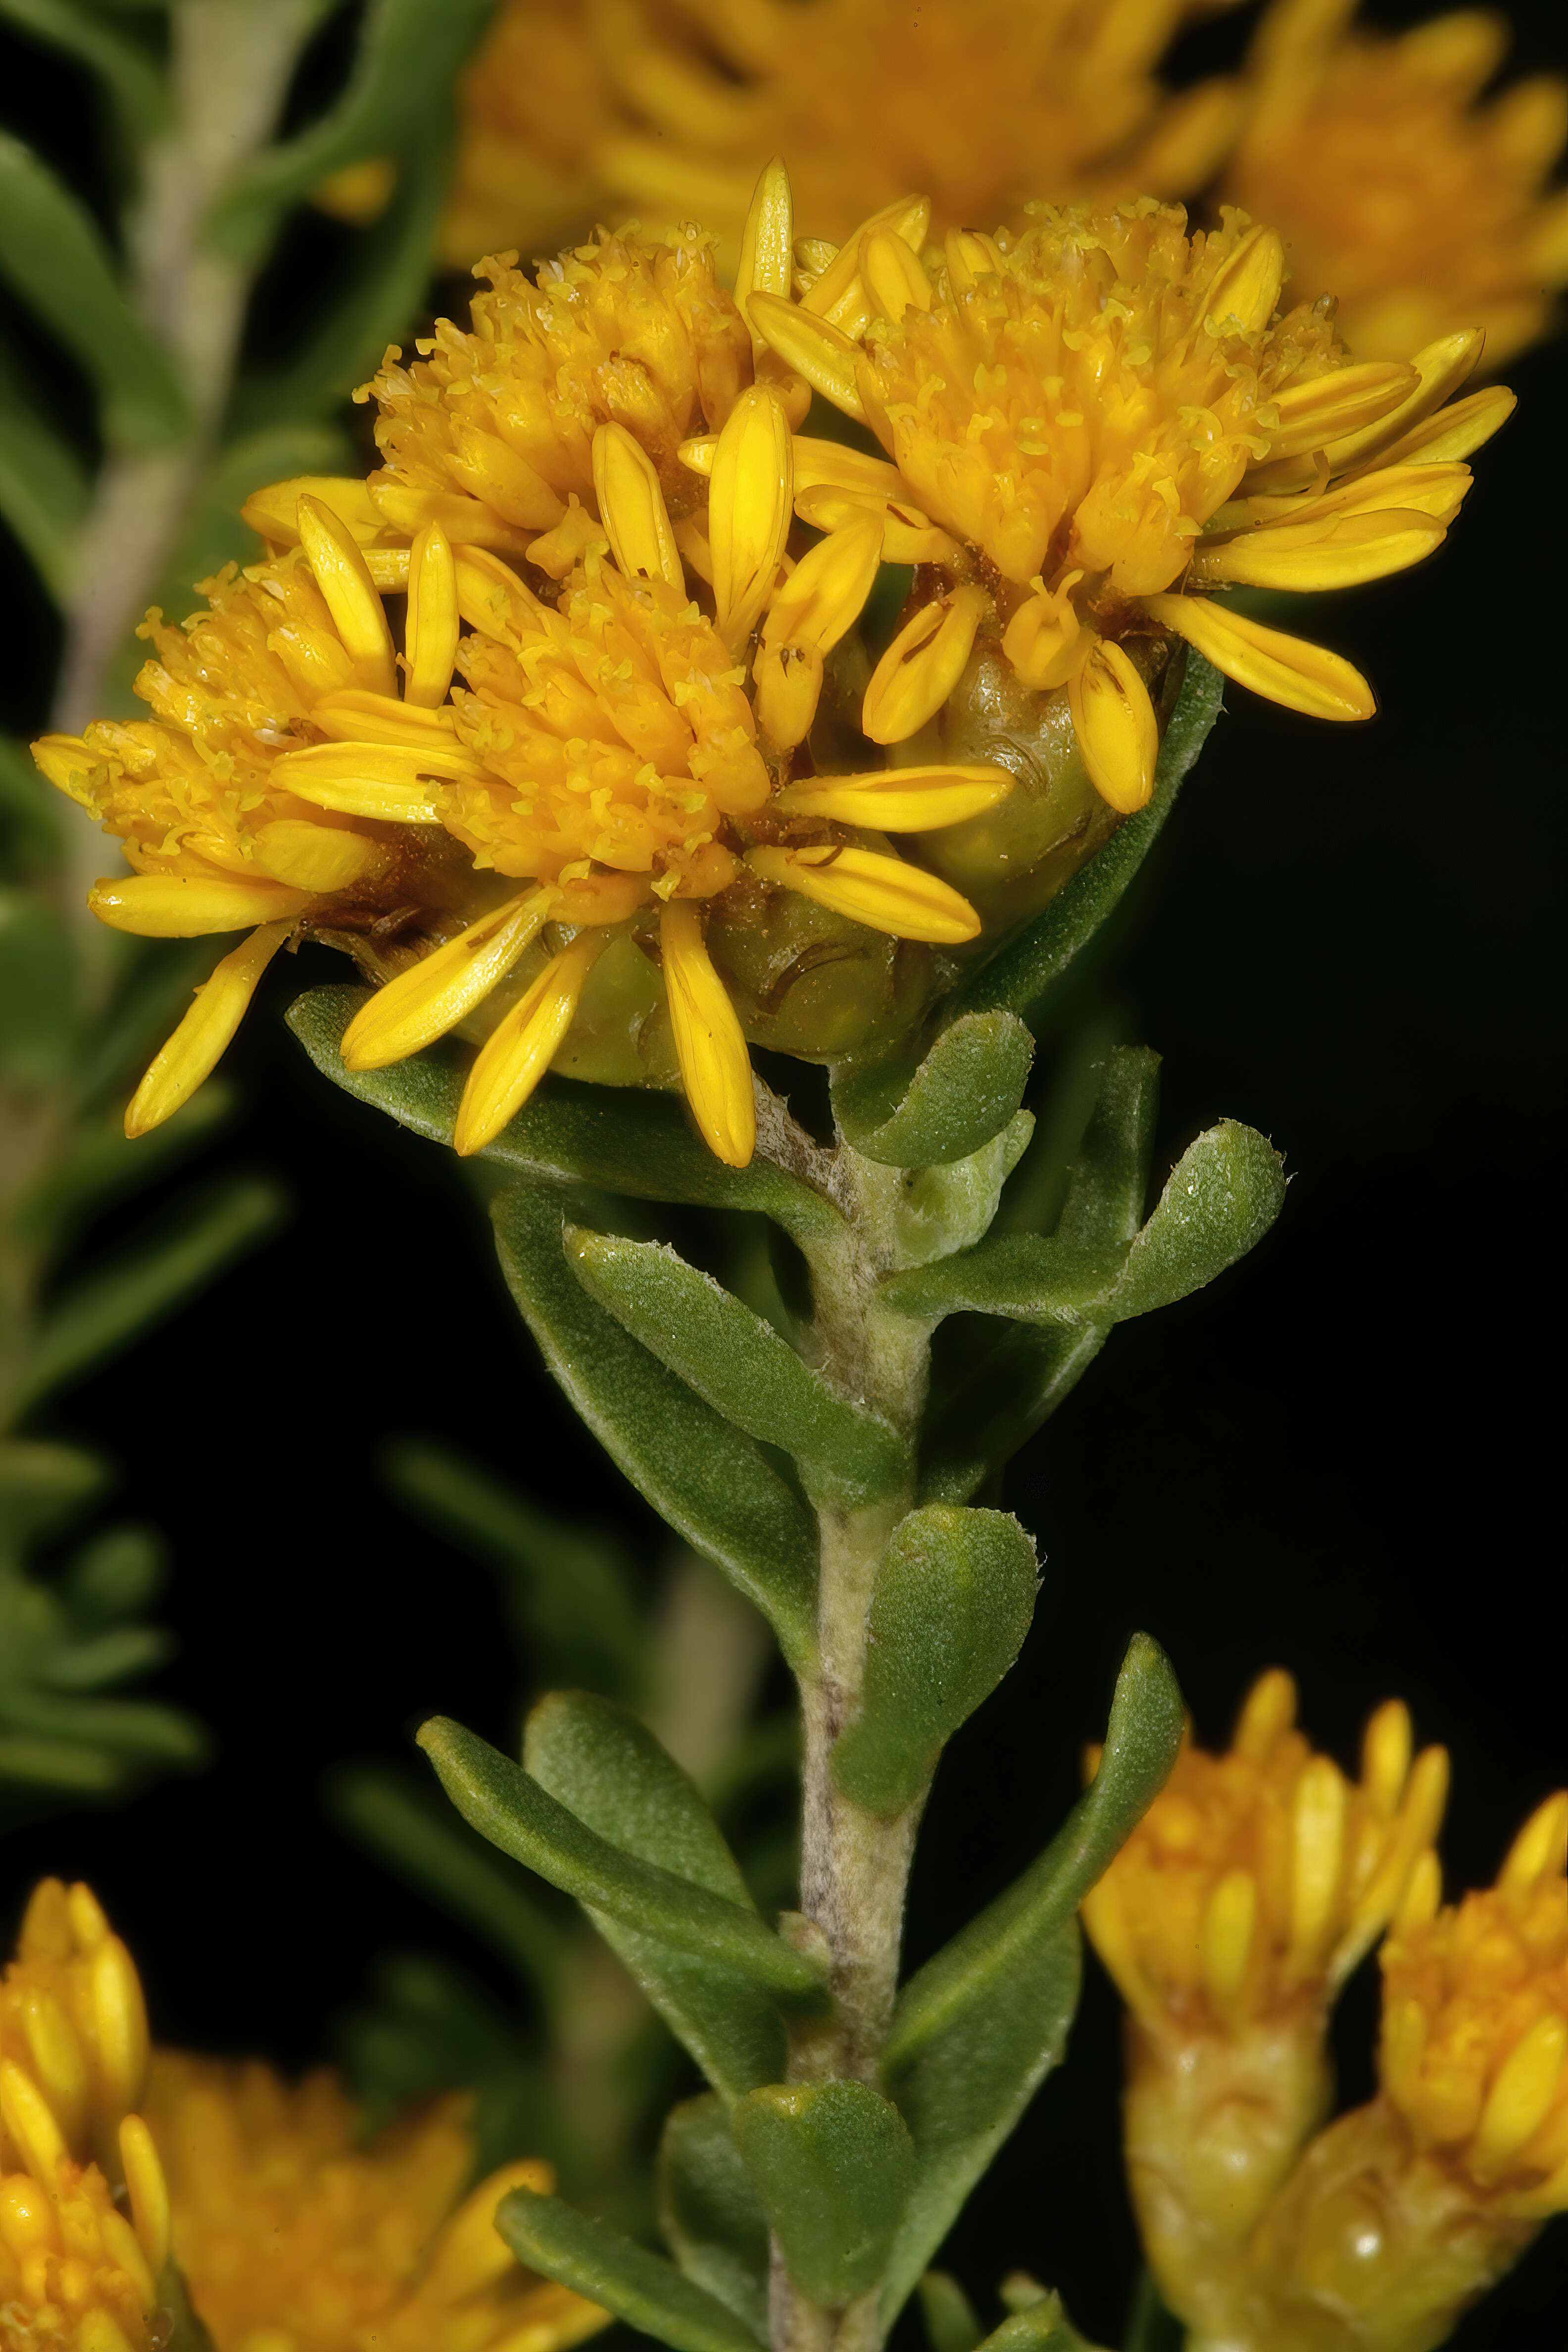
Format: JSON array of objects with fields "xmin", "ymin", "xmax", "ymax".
[
  {"xmin": 360, "ymin": 225, "xmax": 755, "ymax": 556},
  {"xmin": 1221, "ymin": 0, "xmax": 1568, "ymax": 368},
  {"xmin": 0, "ymin": 2148, "xmax": 163, "ymax": 2352},
  {"xmin": 1379, "ymin": 1789, "xmax": 1568, "ymax": 2217},
  {"xmin": 141, "ymin": 2054, "xmax": 604, "ymax": 2352},
  {"xmin": 751, "ymin": 184, "xmax": 1515, "ymax": 813}
]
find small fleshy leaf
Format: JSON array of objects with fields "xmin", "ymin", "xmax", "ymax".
[
  {"xmin": 497, "ymin": 2184, "xmax": 762, "ymax": 2352},
  {"xmin": 731, "ymin": 2081, "xmax": 915, "ymax": 2308},
  {"xmin": 832, "ymin": 1013, "xmax": 1034, "ymax": 1168},
  {"xmin": 658, "ymin": 2097, "xmax": 771, "ymax": 2341}
]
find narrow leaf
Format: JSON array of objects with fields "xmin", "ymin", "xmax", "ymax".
[
  {"xmin": 208, "ymin": 0, "xmax": 496, "ymax": 259},
  {"xmin": 0, "ymin": 1442, "xmax": 104, "ymax": 1558},
  {"xmin": 0, "ymin": 1, "xmax": 168, "ymax": 134},
  {"xmin": 876, "ymin": 1235, "xmax": 1127, "ymax": 1327},
  {"xmin": 877, "ymin": 1635, "xmax": 1183, "ymax": 2321},
  {"xmin": 567, "ymin": 1228, "xmax": 905, "ymax": 1508},
  {"xmin": 0, "ymin": 360, "xmax": 87, "ymax": 601},
  {"xmin": 493, "ymin": 1186, "xmax": 819, "ymax": 1675},
  {"xmin": 14, "ymin": 1179, "xmax": 284, "ymax": 1418},
  {"xmin": 980, "ymin": 2295, "xmax": 1108, "ymax": 2352},
  {"xmin": 1105, "ymin": 1120, "xmax": 1286, "ymax": 1320},
  {"xmin": 658, "ymin": 2097, "xmax": 770, "ymax": 2342},
  {"xmin": 732, "ymin": 2082, "xmax": 915, "ymax": 2308},
  {"xmin": 951, "ymin": 656, "xmax": 1223, "ymax": 1023},
  {"xmin": 1054, "ymin": 1048, "xmax": 1161, "ymax": 1252},
  {"xmin": 0, "ymin": 734, "xmax": 66, "ymax": 873},
  {"xmin": 832, "ymin": 1506, "xmax": 1039, "ymax": 1815},
  {"xmin": 920, "ymin": 2273, "xmax": 983, "ymax": 2352},
  {"xmin": 0, "ymin": 133, "xmax": 188, "ymax": 446},
  {"xmin": 832, "ymin": 1014, "xmax": 1034, "ymax": 1168},
  {"xmin": 419, "ymin": 1715, "xmax": 827, "ymax": 2003},
  {"xmin": 498, "ymin": 2183, "xmax": 763, "ymax": 2352},
  {"xmin": 289, "ymin": 986, "xmax": 842, "ymax": 1243},
  {"xmin": 525, "ymin": 1692, "xmax": 786, "ymax": 2099}
]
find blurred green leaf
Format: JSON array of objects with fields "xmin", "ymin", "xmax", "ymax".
[
  {"xmin": 341, "ymin": 1952, "xmax": 556, "ymax": 2169},
  {"xmin": 60, "ymin": 1524, "xmax": 164, "ymax": 1626},
  {"xmin": 567, "ymin": 1226, "xmax": 905, "ymax": 1510},
  {"xmin": 13, "ymin": 1082, "xmax": 236, "ymax": 1260},
  {"xmin": 526, "ymin": 1691, "xmax": 787, "ymax": 2100},
  {"xmin": 876, "ymin": 1635, "xmax": 1183, "ymax": 2322},
  {"xmin": 732, "ymin": 2081, "xmax": 914, "ymax": 2308},
  {"xmin": 0, "ymin": 735, "xmax": 66, "ymax": 874},
  {"xmin": 980, "ymin": 2294, "xmax": 1108, "ymax": 2352},
  {"xmin": 0, "ymin": 0, "xmax": 167, "ymax": 133},
  {"xmin": 14, "ymin": 1176, "xmax": 284, "ymax": 1418},
  {"xmin": 1121, "ymin": 2271, "xmax": 1182, "ymax": 2352},
  {"xmin": 499, "ymin": 2184, "xmax": 762, "ymax": 2352},
  {"xmin": 149, "ymin": 421, "xmax": 353, "ymax": 610},
  {"xmin": 330, "ymin": 1763, "xmax": 567, "ymax": 1992},
  {"xmin": 0, "ymin": 1441, "xmax": 104, "ymax": 1558},
  {"xmin": 920, "ymin": 2273, "xmax": 983, "ymax": 2352},
  {"xmin": 493, "ymin": 1186, "xmax": 819, "ymax": 1676},
  {"xmin": 1106, "ymin": 1120, "xmax": 1286, "ymax": 1321},
  {"xmin": 289, "ymin": 987, "xmax": 843, "ymax": 1244},
  {"xmin": 207, "ymin": 0, "xmax": 494, "ymax": 260},
  {"xmin": 832, "ymin": 1506, "xmax": 1038, "ymax": 1816},
  {"xmin": 951, "ymin": 656, "xmax": 1222, "ymax": 1025},
  {"xmin": 832, "ymin": 1014, "xmax": 1035, "ymax": 1169},
  {"xmin": 0, "ymin": 133, "xmax": 188, "ymax": 446},
  {"xmin": 0, "ymin": 355, "xmax": 88, "ymax": 602},
  {"xmin": 74, "ymin": 938, "xmax": 221, "ymax": 1114},
  {"xmin": 419, "ymin": 1715, "xmax": 829, "ymax": 2003},
  {"xmin": 383, "ymin": 1438, "xmax": 645, "ymax": 1700},
  {"xmin": 658, "ymin": 2097, "xmax": 770, "ymax": 2342},
  {"xmin": 0, "ymin": 888, "xmax": 77, "ymax": 1081}
]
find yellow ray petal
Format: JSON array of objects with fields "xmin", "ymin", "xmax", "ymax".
[
  {"xmin": 1361, "ymin": 1699, "xmax": 1413, "ymax": 1819},
  {"xmin": 1233, "ymin": 1668, "xmax": 1296, "ymax": 1758},
  {"xmin": 1067, "ymin": 639, "xmax": 1160, "ymax": 815},
  {"xmin": 753, "ymin": 642, "xmax": 824, "ymax": 750},
  {"xmin": 124, "ymin": 923, "xmax": 293, "ymax": 1137},
  {"xmin": 369, "ymin": 478, "xmax": 541, "ymax": 556},
  {"xmin": 773, "ymin": 764, "xmax": 1013, "ymax": 830},
  {"xmin": 1203, "ymin": 223, "xmax": 1284, "ymax": 335},
  {"xmin": 0, "ymin": 2057, "xmax": 69, "ymax": 2184},
  {"xmin": 1375, "ymin": 384, "xmax": 1517, "ymax": 468},
  {"xmin": 423, "ymin": 2159, "xmax": 555, "ymax": 2303},
  {"xmin": 736, "ymin": 157, "xmax": 793, "ymax": 358},
  {"xmin": 747, "ymin": 844, "xmax": 980, "ymax": 944},
  {"xmin": 341, "ymin": 892, "xmax": 550, "ymax": 1071},
  {"xmin": 309, "ymin": 687, "xmax": 458, "ymax": 746},
  {"xmin": 661, "ymin": 900, "xmax": 756, "ymax": 1168},
  {"xmin": 1473, "ymin": 2016, "xmax": 1568, "ymax": 2175},
  {"xmin": 1193, "ymin": 512, "xmax": 1449, "ymax": 592},
  {"xmin": 1499, "ymin": 1792, "xmax": 1568, "ymax": 1893},
  {"xmin": 1142, "ymin": 592, "xmax": 1375, "ymax": 722},
  {"xmin": 1320, "ymin": 330, "xmax": 1485, "ymax": 474},
  {"xmin": 709, "ymin": 384, "xmax": 792, "ymax": 645},
  {"xmin": 296, "ymin": 494, "xmax": 398, "ymax": 697},
  {"xmin": 800, "ymin": 194, "xmax": 931, "ymax": 329},
  {"xmin": 453, "ymin": 935, "xmax": 601, "ymax": 1156},
  {"xmin": 863, "ymin": 585, "xmax": 990, "ymax": 745},
  {"xmin": 1286, "ymin": 1755, "xmax": 1349, "ymax": 1977},
  {"xmin": 88, "ymin": 873, "xmax": 315, "ymax": 937},
  {"xmin": 761, "ymin": 513, "xmax": 883, "ymax": 656},
  {"xmin": 252, "ymin": 819, "xmax": 382, "ymax": 893},
  {"xmin": 271, "ymin": 740, "xmax": 470, "ymax": 821},
  {"xmin": 455, "ymin": 545, "xmax": 552, "ymax": 640},
  {"xmin": 1261, "ymin": 362, "xmax": 1419, "ymax": 465},
  {"xmin": 793, "ymin": 482, "xmax": 958, "ymax": 567},
  {"xmin": 404, "ymin": 520, "xmax": 460, "ymax": 707},
  {"xmin": 860, "ymin": 225, "xmax": 933, "ymax": 321},
  {"xmin": 241, "ymin": 474, "xmax": 385, "ymax": 549},
  {"xmin": 592, "ymin": 421, "xmax": 683, "ymax": 589},
  {"xmin": 17, "ymin": 1990, "xmax": 86, "ymax": 2144},
  {"xmin": 119, "ymin": 2115, "xmax": 170, "ymax": 2274},
  {"xmin": 746, "ymin": 292, "xmax": 868, "ymax": 422}
]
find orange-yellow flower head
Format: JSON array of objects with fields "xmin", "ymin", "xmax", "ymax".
[
  {"xmin": 141, "ymin": 2055, "xmax": 605, "ymax": 2352},
  {"xmin": 1080, "ymin": 1672, "xmax": 1449, "ymax": 2332},
  {"xmin": 1222, "ymin": 0, "xmax": 1568, "ymax": 368},
  {"xmin": 750, "ymin": 186, "xmax": 1515, "ymax": 815}
]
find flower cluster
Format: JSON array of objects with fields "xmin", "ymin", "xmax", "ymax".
[
  {"xmin": 37, "ymin": 165, "xmax": 1509, "ymax": 1165},
  {"xmin": 1082, "ymin": 1677, "xmax": 1568, "ymax": 2352},
  {"xmin": 0, "ymin": 1880, "xmax": 605, "ymax": 2352},
  {"xmin": 333, "ymin": 0, "xmax": 1567, "ymax": 373}
]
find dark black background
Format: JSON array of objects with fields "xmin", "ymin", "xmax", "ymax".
[{"xmin": 2, "ymin": 3, "xmax": 1564, "ymax": 2347}]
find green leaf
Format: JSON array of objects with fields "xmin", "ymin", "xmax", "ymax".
[
  {"xmin": 288, "ymin": 986, "xmax": 842, "ymax": 1244},
  {"xmin": 0, "ymin": 0, "xmax": 167, "ymax": 135},
  {"xmin": 0, "ymin": 134, "xmax": 188, "ymax": 446},
  {"xmin": 920, "ymin": 2273, "xmax": 983, "ymax": 2352},
  {"xmin": 493, "ymin": 1186, "xmax": 819, "ymax": 1676},
  {"xmin": 950, "ymin": 656, "xmax": 1223, "ymax": 1024},
  {"xmin": 1104, "ymin": 1120, "xmax": 1286, "ymax": 1320},
  {"xmin": 876, "ymin": 1235, "xmax": 1128, "ymax": 1327},
  {"xmin": 12, "ymin": 1178, "xmax": 284, "ymax": 1419},
  {"xmin": 832, "ymin": 1014, "xmax": 1035, "ymax": 1168},
  {"xmin": 567, "ymin": 1227, "xmax": 905, "ymax": 1509},
  {"xmin": 382, "ymin": 1438, "xmax": 645, "ymax": 1700},
  {"xmin": 208, "ymin": 0, "xmax": 496, "ymax": 260},
  {"xmin": 832, "ymin": 1506, "xmax": 1038, "ymax": 1815},
  {"xmin": 658, "ymin": 2097, "xmax": 770, "ymax": 2342},
  {"xmin": 329, "ymin": 1763, "xmax": 566, "ymax": 1993},
  {"xmin": 525, "ymin": 1691, "xmax": 787, "ymax": 2099},
  {"xmin": 419, "ymin": 1715, "xmax": 828, "ymax": 2004},
  {"xmin": 497, "ymin": 2184, "xmax": 763, "ymax": 2352},
  {"xmin": 0, "ymin": 1442, "xmax": 104, "ymax": 1559},
  {"xmin": 732, "ymin": 2081, "xmax": 915, "ymax": 2308},
  {"xmin": 979, "ymin": 2294, "xmax": 1108, "ymax": 2352},
  {"xmin": 0, "ymin": 355, "xmax": 88, "ymax": 601},
  {"xmin": 0, "ymin": 889, "xmax": 77, "ymax": 1083},
  {"xmin": 0, "ymin": 734, "xmax": 66, "ymax": 873},
  {"xmin": 876, "ymin": 1634, "xmax": 1183, "ymax": 2322},
  {"xmin": 1053, "ymin": 1048, "xmax": 1161, "ymax": 1252}
]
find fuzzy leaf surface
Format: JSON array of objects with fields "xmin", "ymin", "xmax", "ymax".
[
  {"xmin": 419, "ymin": 1716, "xmax": 826, "ymax": 2003},
  {"xmin": 525, "ymin": 1692, "xmax": 786, "ymax": 2098},
  {"xmin": 1103, "ymin": 1120, "xmax": 1286, "ymax": 1319},
  {"xmin": 289, "ymin": 987, "xmax": 840, "ymax": 1241},
  {"xmin": 567, "ymin": 1228, "xmax": 904, "ymax": 1508},
  {"xmin": 832, "ymin": 1507, "xmax": 1039, "ymax": 1814},
  {"xmin": 832, "ymin": 1013, "xmax": 1034, "ymax": 1167},
  {"xmin": 877, "ymin": 1635, "xmax": 1183, "ymax": 2320},
  {"xmin": 658, "ymin": 2097, "xmax": 770, "ymax": 2342},
  {"xmin": 732, "ymin": 2082, "xmax": 915, "ymax": 2308},
  {"xmin": 498, "ymin": 2185, "xmax": 762, "ymax": 2352}
]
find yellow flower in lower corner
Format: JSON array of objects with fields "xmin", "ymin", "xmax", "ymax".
[
  {"xmin": 747, "ymin": 184, "xmax": 1515, "ymax": 814},
  {"xmin": 1080, "ymin": 1671, "xmax": 1448, "ymax": 2333},
  {"xmin": 1220, "ymin": 0, "xmax": 1568, "ymax": 369}
]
